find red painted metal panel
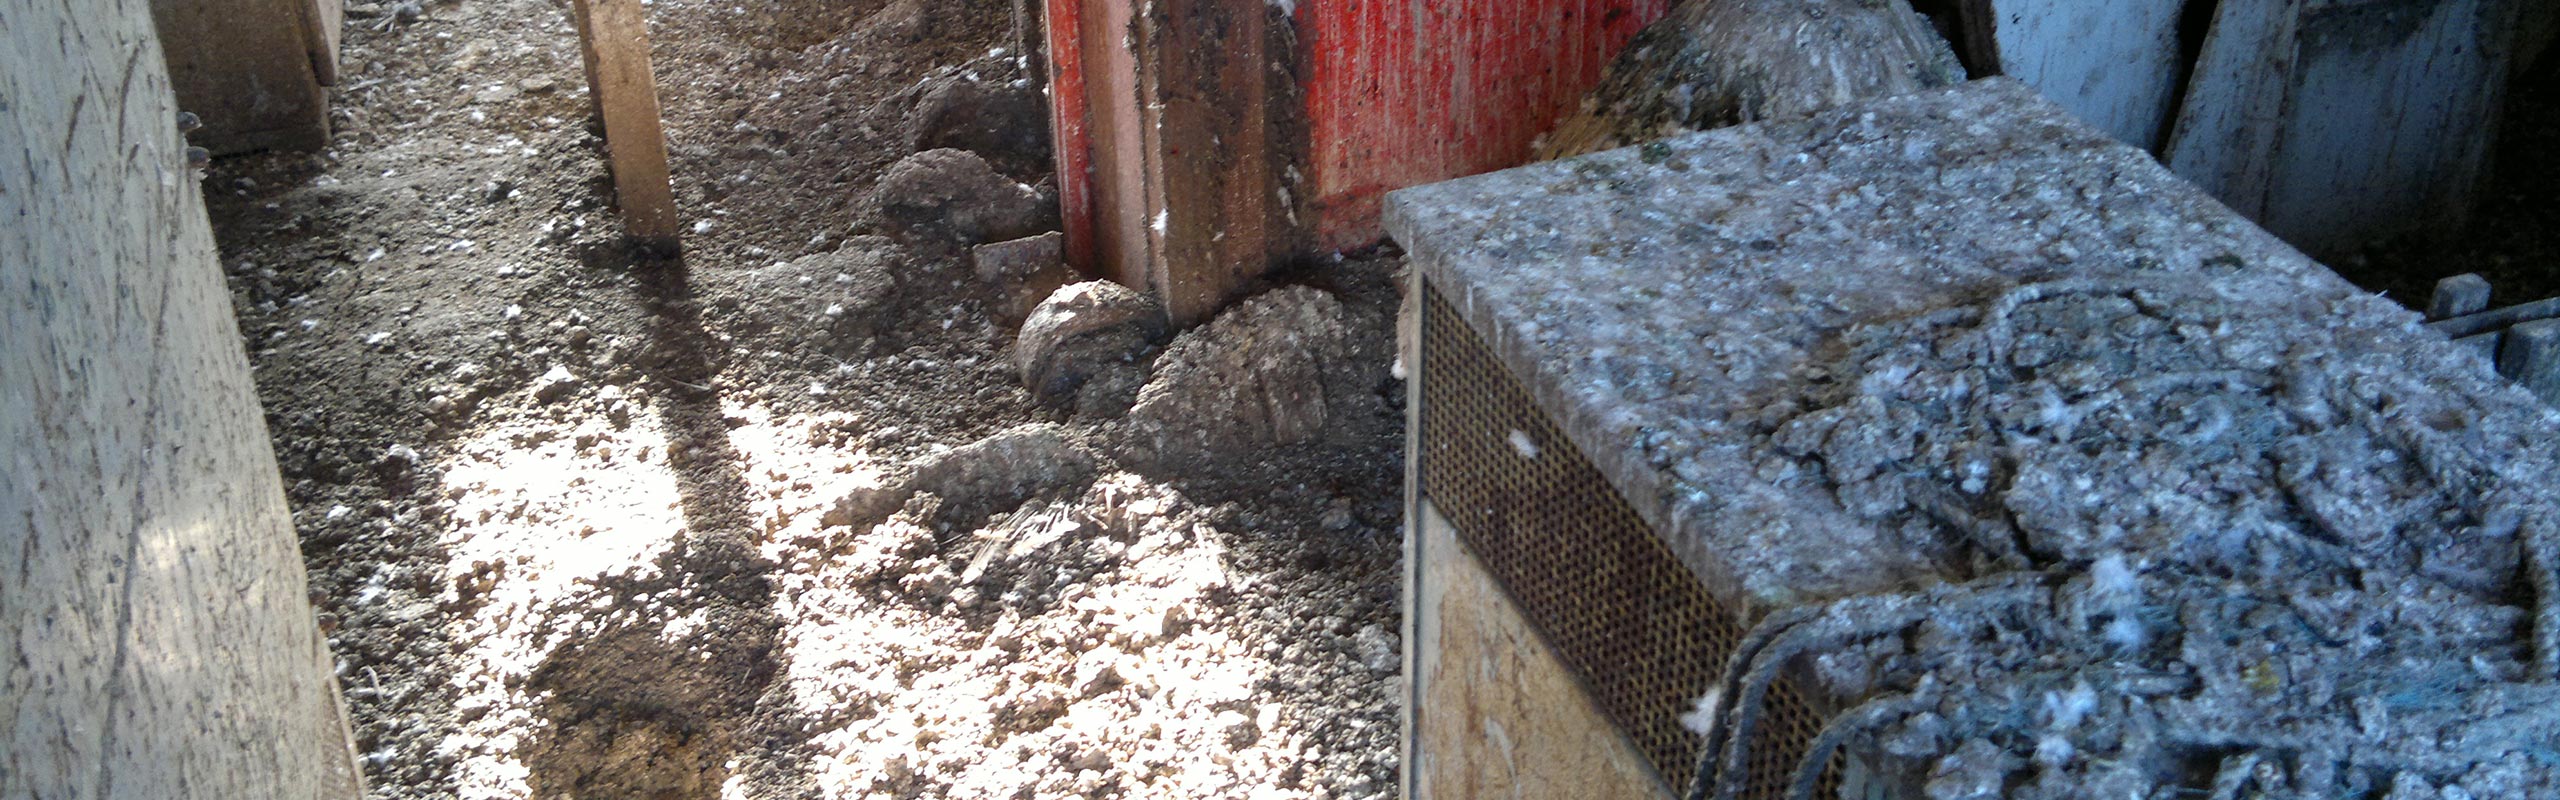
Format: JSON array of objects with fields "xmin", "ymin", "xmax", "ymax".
[
  {"xmin": 1042, "ymin": 0, "xmax": 1095, "ymax": 272},
  {"xmin": 1302, "ymin": 0, "xmax": 1668, "ymax": 251},
  {"xmin": 1044, "ymin": 0, "xmax": 1668, "ymax": 270}
]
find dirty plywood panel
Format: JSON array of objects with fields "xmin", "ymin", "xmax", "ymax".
[
  {"xmin": 148, "ymin": 0, "xmax": 332, "ymax": 154},
  {"xmin": 2167, "ymin": 0, "xmax": 2517, "ymax": 257},
  {"xmin": 1983, "ymin": 0, "xmax": 2186, "ymax": 150},
  {"xmin": 2, "ymin": 0, "xmax": 363, "ymax": 795},
  {"xmin": 2256, "ymin": 0, "xmax": 2512, "ymax": 254},
  {"xmin": 1407, "ymin": 504, "xmax": 1670, "ymax": 800}
]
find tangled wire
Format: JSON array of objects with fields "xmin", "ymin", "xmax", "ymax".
[{"xmin": 1691, "ymin": 274, "xmax": 2560, "ymax": 799}]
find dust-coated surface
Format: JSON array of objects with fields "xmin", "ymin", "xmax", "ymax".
[
  {"xmin": 196, "ymin": 1, "xmax": 1403, "ymax": 798},
  {"xmin": 4, "ymin": 2, "xmax": 359, "ymax": 796},
  {"xmin": 1391, "ymin": 79, "xmax": 2560, "ymax": 797}
]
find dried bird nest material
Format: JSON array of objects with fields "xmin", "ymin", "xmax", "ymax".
[
  {"xmin": 1536, "ymin": 0, "xmax": 1963, "ymax": 160},
  {"xmin": 1693, "ymin": 274, "xmax": 2560, "ymax": 798}
]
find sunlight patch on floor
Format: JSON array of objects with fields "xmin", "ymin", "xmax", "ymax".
[{"xmin": 430, "ymin": 410, "xmax": 689, "ymax": 800}]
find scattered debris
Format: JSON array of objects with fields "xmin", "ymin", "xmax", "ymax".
[
  {"xmin": 971, "ymin": 231, "xmax": 1074, "ymax": 325},
  {"xmin": 906, "ymin": 69, "xmax": 1052, "ymax": 171}
]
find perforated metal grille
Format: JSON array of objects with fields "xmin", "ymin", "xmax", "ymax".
[{"xmin": 1418, "ymin": 285, "xmax": 1835, "ymax": 798}]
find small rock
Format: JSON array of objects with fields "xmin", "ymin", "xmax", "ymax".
[
  {"xmin": 518, "ymin": 77, "xmax": 558, "ymax": 94},
  {"xmin": 870, "ymin": 148, "xmax": 1053, "ymax": 248},
  {"xmin": 379, "ymin": 443, "xmax": 421, "ymax": 472},
  {"xmin": 471, "ymin": 85, "xmax": 519, "ymax": 105},
  {"xmin": 970, "ymin": 232, "xmax": 1072, "ymax": 325},
  {"xmin": 1352, "ymin": 624, "xmax": 1399, "ymax": 673},
  {"xmin": 530, "ymin": 365, "xmax": 579, "ymax": 403},
  {"xmin": 1217, "ymin": 710, "xmax": 1260, "ymax": 749},
  {"xmin": 1121, "ymin": 286, "xmax": 1356, "ymax": 466},
  {"xmin": 1319, "ymin": 498, "xmax": 1356, "ymax": 530},
  {"xmin": 1073, "ymin": 647, "xmax": 1124, "ymax": 696},
  {"xmin": 1014, "ymin": 281, "xmax": 1165, "ymax": 412},
  {"xmin": 906, "ymin": 75, "xmax": 1051, "ymax": 168}
]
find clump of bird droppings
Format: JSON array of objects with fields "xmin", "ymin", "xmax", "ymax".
[{"xmin": 1691, "ymin": 271, "xmax": 2560, "ymax": 799}]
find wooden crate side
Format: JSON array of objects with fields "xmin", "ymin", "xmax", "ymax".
[{"xmin": 148, "ymin": 0, "xmax": 331, "ymax": 154}]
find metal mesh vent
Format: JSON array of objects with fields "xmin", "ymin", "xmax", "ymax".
[{"xmin": 1418, "ymin": 285, "xmax": 1835, "ymax": 798}]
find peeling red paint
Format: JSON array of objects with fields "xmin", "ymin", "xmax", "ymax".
[
  {"xmin": 1045, "ymin": 0, "xmax": 1667, "ymax": 268},
  {"xmin": 1303, "ymin": 0, "xmax": 1665, "ymax": 251}
]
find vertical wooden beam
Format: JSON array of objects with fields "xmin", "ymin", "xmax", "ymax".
[
  {"xmin": 305, "ymin": 0, "xmax": 344, "ymax": 85},
  {"xmin": 571, "ymin": 0, "xmax": 680, "ymax": 248},
  {"xmin": 1048, "ymin": 0, "xmax": 1277, "ymax": 326},
  {"xmin": 1041, "ymin": 0, "xmax": 1093, "ymax": 273},
  {"xmin": 1978, "ymin": 0, "xmax": 2187, "ymax": 150},
  {"xmin": 1140, "ymin": 0, "xmax": 1273, "ymax": 326},
  {"xmin": 2168, "ymin": 0, "xmax": 2517, "ymax": 257}
]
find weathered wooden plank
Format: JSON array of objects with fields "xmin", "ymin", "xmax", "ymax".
[
  {"xmin": 2258, "ymin": 0, "xmax": 2511, "ymax": 255},
  {"xmin": 1984, "ymin": 0, "xmax": 2188, "ymax": 150},
  {"xmin": 571, "ymin": 0, "xmax": 680, "ymax": 247},
  {"xmin": 2428, "ymin": 297, "xmax": 2560, "ymax": 339},
  {"xmin": 2427, "ymin": 272, "xmax": 2492, "ymax": 320},
  {"xmin": 2166, "ymin": 0, "xmax": 2311, "ymax": 221},
  {"xmin": 2167, "ymin": 0, "xmax": 2517, "ymax": 257},
  {"xmin": 1139, "ymin": 0, "xmax": 1275, "ymax": 326},
  {"xmin": 306, "ymin": 0, "xmax": 343, "ymax": 85},
  {"xmin": 2500, "ymin": 319, "xmax": 2560, "ymax": 404},
  {"xmin": 1070, "ymin": 0, "xmax": 1151, "ymax": 298},
  {"xmin": 148, "ymin": 0, "xmax": 331, "ymax": 154}
]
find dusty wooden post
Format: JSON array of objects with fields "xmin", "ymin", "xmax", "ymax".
[
  {"xmin": 2167, "ymin": 0, "xmax": 2519, "ymax": 257},
  {"xmin": 571, "ymin": 0, "xmax": 680, "ymax": 248},
  {"xmin": 1967, "ymin": 0, "xmax": 2188, "ymax": 150},
  {"xmin": 1045, "ymin": 0, "xmax": 1276, "ymax": 326}
]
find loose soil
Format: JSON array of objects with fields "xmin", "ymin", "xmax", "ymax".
[{"xmin": 198, "ymin": 1, "xmax": 1404, "ymax": 798}]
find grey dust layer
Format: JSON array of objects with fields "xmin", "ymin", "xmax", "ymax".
[{"xmin": 1388, "ymin": 78, "xmax": 2560, "ymax": 799}]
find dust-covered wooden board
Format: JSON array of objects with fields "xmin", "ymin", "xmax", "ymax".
[
  {"xmin": 147, "ymin": 0, "xmax": 331, "ymax": 154},
  {"xmin": 1408, "ymin": 505, "xmax": 1671, "ymax": 800},
  {"xmin": 572, "ymin": 0, "xmax": 680, "ymax": 246},
  {"xmin": 307, "ymin": 0, "xmax": 344, "ymax": 85},
  {"xmin": 2166, "ymin": 0, "xmax": 2518, "ymax": 256},
  {"xmin": 1983, "ymin": 0, "xmax": 2186, "ymax": 150}
]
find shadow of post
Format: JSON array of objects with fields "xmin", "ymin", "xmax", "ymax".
[{"xmin": 522, "ymin": 249, "xmax": 823, "ymax": 800}]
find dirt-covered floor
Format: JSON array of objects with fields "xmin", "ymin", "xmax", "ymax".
[{"xmin": 199, "ymin": 1, "xmax": 1404, "ymax": 798}]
